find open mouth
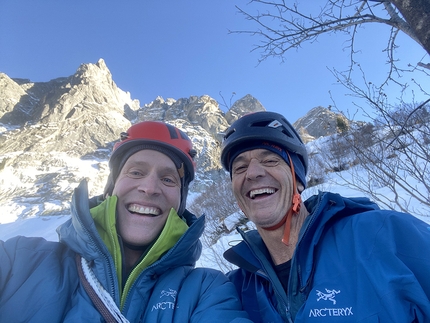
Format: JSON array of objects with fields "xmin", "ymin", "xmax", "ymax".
[
  {"xmin": 249, "ymin": 188, "xmax": 276, "ymax": 199},
  {"xmin": 127, "ymin": 204, "xmax": 160, "ymax": 216}
]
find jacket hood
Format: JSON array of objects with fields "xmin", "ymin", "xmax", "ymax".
[{"xmin": 57, "ymin": 180, "xmax": 110, "ymax": 260}]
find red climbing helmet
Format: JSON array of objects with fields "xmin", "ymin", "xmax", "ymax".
[{"xmin": 111, "ymin": 121, "xmax": 196, "ymax": 176}]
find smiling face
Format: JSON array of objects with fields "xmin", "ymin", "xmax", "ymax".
[
  {"xmin": 112, "ymin": 149, "xmax": 181, "ymax": 247},
  {"xmin": 231, "ymin": 149, "xmax": 294, "ymax": 228}
]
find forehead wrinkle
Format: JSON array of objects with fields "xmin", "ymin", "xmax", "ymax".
[{"xmin": 233, "ymin": 149, "xmax": 280, "ymax": 165}]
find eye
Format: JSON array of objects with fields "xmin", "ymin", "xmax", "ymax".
[
  {"xmin": 126, "ymin": 168, "xmax": 145, "ymax": 179},
  {"xmin": 123, "ymin": 166, "xmax": 147, "ymax": 179},
  {"xmin": 262, "ymin": 158, "xmax": 280, "ymax": 167},
  {"xmin": 161, "ymin": 175, "xmax": 180, "ymax": 187},
  {"xmin": 232, "ymin": 163, "xmax": 248, "ymax": 175}
]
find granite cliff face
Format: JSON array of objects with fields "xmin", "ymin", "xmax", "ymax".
[
  {"xmin": 293, "ymin": 106, "xmax": 355, "ymax": 143},
  {"xmin": 0, "ymin": 59, "xmax": 349, "ymax": 222},
  {"xmin": 0, "ymin": 59, "xmax": 138, "ymax": 157}
]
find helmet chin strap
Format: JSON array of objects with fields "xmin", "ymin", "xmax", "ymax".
[{"xmin": 263, "ymin": 152, "xmax": 301, "ymax": 245}]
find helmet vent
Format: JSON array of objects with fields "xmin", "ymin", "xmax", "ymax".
[
  {"xmin": 223, "ymin": 128, "xmax": 236, "ymax": 140},
  {"xmin": 189, "ymin": 149, "xmax": 197, "ymax": 159},
  {"xmin": 120, "ymin": 132, "xmax": 129, "ymax": 141},
  {"xmin": 281, "ymin": 129, "xmax": 294, "ymax": 138},
  {"xmin": 251, "ymin": 120, "xmax": 271, "ymax": 127}
]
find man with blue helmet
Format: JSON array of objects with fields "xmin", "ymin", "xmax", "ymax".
[{"xmin": 221, "ymin": 111, "xmax": 430, "ymax": 322}]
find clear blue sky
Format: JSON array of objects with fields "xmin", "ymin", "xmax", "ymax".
[{"xmin": 0, "ymin": 1, "xmax": 427, "ymax": 123}]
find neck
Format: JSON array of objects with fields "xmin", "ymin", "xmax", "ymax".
[
  {"xmin": 123, "ymin": 245, "xmax": 145, "ymax": 275},
  {"xmin": 258, "ymin": 203, "xmax": 309, "ymax": 265}
]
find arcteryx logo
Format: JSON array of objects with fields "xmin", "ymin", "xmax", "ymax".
[
  {"xmin": 160, "ymin": 289, "xmax": 177, "ymax": 301},
  {"xmin": 316, "ymin": 289, "xmax": 340, "ymax": 305},
  {"xmin": 309, "ymin": 288, "xmax": 354, "ymax": 318},
  {"xmin": 151, "ymin": 289, "xmax": 178, "ymax": 312}
]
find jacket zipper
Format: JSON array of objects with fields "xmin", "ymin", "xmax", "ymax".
[
  {"xmin": 74, "ymin": 200, "xmax": 118, "ymax": 305},
  {"xmin": 287, "ymin": 193, "xmax": 330, "ymax": 318},
  {"xmin": 240, "ymin": 230, "xmax": 292, "ymax": 322}
]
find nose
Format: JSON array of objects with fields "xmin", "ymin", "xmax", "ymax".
[
  {"xmin": 137, "ymin": 172, "xmax": 161, "ymax": 195},
  {"xmin": 246, "ymin": 158, "xmax": 265, "ymax": 180}
]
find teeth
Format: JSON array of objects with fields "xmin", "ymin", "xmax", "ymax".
[
  {"xmin": 250, "ymin": 188, "xmax": 275, "ymax": 199},
  {"xmin": 128, "ymin": 204, "xmax": 160, "ymax": 216}
]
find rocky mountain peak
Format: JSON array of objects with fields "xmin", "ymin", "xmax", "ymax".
[
  {"xmin": 293, "ymin": 106, "xmax": 351, "ymax": 142},
  {"xmin": 0, "ymin": 73, "xmax": 39, "ymax": 125},
  {"xmin": 140, "ymin": 94, "xmax": 229, "ymax": 138},
  {"xmin": 0, "ymin": 59, "xmax": 140, "ymax": 157},
  {"xmin": 71, "ymin": 58, "xmax": 115, "ymax": 91},
  {"xmin": 225, "ymin": 94, "xmax": 265, "ymax": 124}
]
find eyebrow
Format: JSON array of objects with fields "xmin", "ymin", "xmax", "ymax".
[{"xmin": 126, "ymin": 160, "xmax": 179, "ymax": 174}]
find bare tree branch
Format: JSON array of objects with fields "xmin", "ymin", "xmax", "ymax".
[{"xmin": 386, "ymin": 98, "xmax": 430, "ymax": 148}]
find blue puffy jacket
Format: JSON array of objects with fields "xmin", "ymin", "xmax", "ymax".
[
  {"xmin": 0, "ymin": 180, "xmax": 251, "ymax": 322},
  {"xmin": 224, "ymin": 191, "xmax": 430, "ymax": 322}
]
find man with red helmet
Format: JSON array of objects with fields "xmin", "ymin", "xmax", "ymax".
[
  {"xmin": 221, "ymin": 111, "xmax": 430, "ymax": 322},
  {"xmin": 0, "ymin": 121, "xmax": 251, "ymax": 322}
]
